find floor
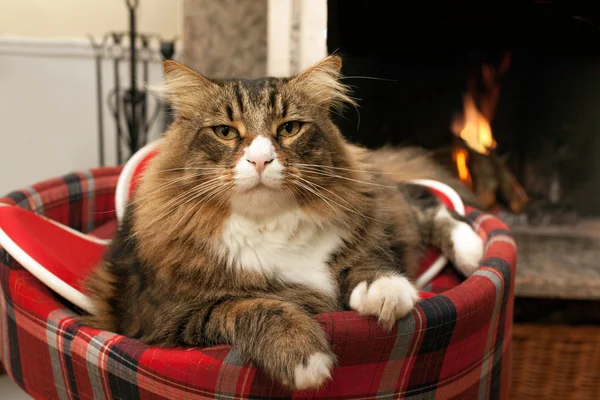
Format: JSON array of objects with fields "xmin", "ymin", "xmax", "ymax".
[{"xmin": 0, "ymin": 375, "xmax": 31, "ymax": 399}]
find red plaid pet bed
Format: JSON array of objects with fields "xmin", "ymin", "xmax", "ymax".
[{"xmin": 0, "ymin": 167, "xmax": 515, "ymax": 399}]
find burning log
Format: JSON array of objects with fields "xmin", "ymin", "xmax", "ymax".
[
  {"xmin": 449, "ymin": 51, "xmax": 529, "ymax": 214},
  {"xmin": 490, "ymin": 152, "xmax": 529, "ymax": 214},
  {"xmin": 465, "ymin": 146, "xmax": 498, "ymax": 209},
  {"xmin": 451, "ymin": 140, "xmax": 528, "ymax": 214}
]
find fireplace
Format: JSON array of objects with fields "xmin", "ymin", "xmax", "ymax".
[{"xmin": 327, "ymin": 1, "xmax": 600, "ymax": 229}]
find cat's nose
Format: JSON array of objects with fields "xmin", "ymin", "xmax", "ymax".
[{"xmin": 246, "ymin": 155, "xmax": 274, "ymax": 174}]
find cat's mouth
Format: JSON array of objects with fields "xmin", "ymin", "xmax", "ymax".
[
  {"xmin": 230, "ymin": 182, "xmax": 296, "ymax": 216},
  {"xmin": 245, "ymin": 180, "xmax": 279, "ymax": 192},
  {"xmin": 235, "ymin": 173, "xmax": 283, "ymax": 192}
]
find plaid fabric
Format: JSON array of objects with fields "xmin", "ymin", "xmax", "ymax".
[
  {"xmin": 0, "ymin": 167, "xmax": 122, "ymax": 234},
  {"xmin": 0, "ymin": 168, "xmax": 516, "ymax": 399}
]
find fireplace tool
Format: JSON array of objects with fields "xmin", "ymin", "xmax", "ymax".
[{"xmin": 88, "ymin": 0, "xmax": 179, "ymax": 166}]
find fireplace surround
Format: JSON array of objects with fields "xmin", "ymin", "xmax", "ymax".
[{"xmin": 328, "ymin": 0, "xmax": 600, "ymax": 220}]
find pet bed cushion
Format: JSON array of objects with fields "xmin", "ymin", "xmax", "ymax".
[{"xmin": 0, "ymin": 156, "xmax": 515, "ymax": 399}]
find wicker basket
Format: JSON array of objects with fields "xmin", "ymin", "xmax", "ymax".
[{"xmin": 511, "ymin": 323, "xmax": 600, "ymax": 399}]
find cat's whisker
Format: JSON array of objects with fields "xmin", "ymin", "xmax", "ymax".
[
  {"xmin": 153, "ymin": 171, "xmax": 224, "ymax": 182},
  {"xmin": 284, "ymin": 181, "xmax": 311, "ymax": 209},
  {"xmin": 295, "ymin": 167, "xmax": 397, "ymax": 188},
  {"xmin": 292, "ymin": 174, "xmax": 387, "ymax": 224},
  {"xmin": 151, "ymin": 176, "xmax": 225, "ymax": 213},
  {"xmin": 215, "ymin": 185, "xmax": 235, "ymax": 210},
  {"xmin": 342, "ymin": 75, "xmax": 398, "ymax": 82},
  {"xmin": 144, "ymin": 167, "xmax": 227, "ymax": 177},
  {"xmin": 200, "ymin": 182, "xmax": 234, "ymax": 205},
  {"xmin": 289, "ymin": 179, "xmax": 350, "ymax": 231},
  {"xmin": 132, "ymin": 184, "xmax": 213, "ymax": 236},
  {"xmin": 166, "ymin": 179, "xmax": 229, "ymax": 213},
  {"xmin": 127, "ymin": 175, "xmax": 198, "ymax": 207},
  {"xmin": 176, "ymin": 179, "xmax": 234, "ymax": 210},
  {"xmin": 174, "ymin": 183, "xmax": 234, "ymax": 228},
  {"xmin": 286, "ymin": 172, "xmax": 369, "ymax": 222},
  {"xmin": 150, "ymin": 178, "xmax": 228, "ymax": 220},
  {"xmin": 290, "ymin": 163, "xmax": 408, "ymax": 176},
  {"xmin": 128, "ymin": 172, "xmax": 222, "ymax": 207},
  {"xmin": 288, "ymin": 169, "xmax": 390, "ymax": 222},
  {"xmin": 163, "ymin": 184, "xmax": 230, "ymax": 230}
]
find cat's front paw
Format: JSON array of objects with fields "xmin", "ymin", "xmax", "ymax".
[
  {"xmin": 291, "ymin": 352, "xmax": 335, "ymax": 390},
  {"xmin": 349, "ymin": 275, "xmax": 420, "ymax": 330},
  {"xmin": 264, "ymin": 328, "xmax": 334, "ymax": 391},
  {"xmin": 451, "ymin": 221, "xmax": 484, "ymax": 277}
]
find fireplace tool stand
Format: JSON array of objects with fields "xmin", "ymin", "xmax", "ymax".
[{"xmin": 88, "ymin": 0, "xmax": 178, "ymax": 166}]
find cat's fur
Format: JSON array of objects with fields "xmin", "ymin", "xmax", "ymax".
[{"xmin": 83, "ymin": 56, "xmax": 483, "ymax": 390}]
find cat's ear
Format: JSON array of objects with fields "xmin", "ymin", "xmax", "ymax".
[
  {"xmin": 152, "ymin": 60, "xmax": 217, "ymax": 116},
  {"xmin": 290, "ymin": 56, "xmax": 356, "ymax": 111}
]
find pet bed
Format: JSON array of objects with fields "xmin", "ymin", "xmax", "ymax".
[{"xmin": 0, "ymin": 142, "xmax": 516, "ymax": 399}]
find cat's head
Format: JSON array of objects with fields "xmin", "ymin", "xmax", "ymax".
[{"xmin": 152, "ymin": 56, "xmax": 360, "ymax": 219}]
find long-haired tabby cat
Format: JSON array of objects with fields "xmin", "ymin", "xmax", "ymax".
[{"xmin": 84, "ymin": 56, "xmax": 484, "ymax": 390}]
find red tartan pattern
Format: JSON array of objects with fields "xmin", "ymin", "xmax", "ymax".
[{"xmin": 0, "ymin": 168, "xmax": 515, "ymax": 399}]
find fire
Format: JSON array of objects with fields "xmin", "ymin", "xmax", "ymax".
[
  {"xmin": 453, "ymin": 147, "xmax": 472, "ymax": 187},
  {"xmin": 451, "ymin": 94, "xmax": 496, "ymax": 155},
  {"xmin": 447, "ymin": 54, "xmax": 529, "ymax": 213}
]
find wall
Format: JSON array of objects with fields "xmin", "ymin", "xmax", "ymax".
[
  {"xmin": 183, "ymin": 0, "xmax": 268, "ymax": 78},
  {"xmin": 0, "ymin": 0, "xmax": 182, "ymax": 195},
  {"xmin": 0, "ymin": 0, "xmax": 183, "ymax": 39},
  {"xmin": 267, "ymin": 0, "xmax": 327, "ymax": 77},
  {"xmin": 0, "ymin": 37, "xmax": 166, "ymax": 195},
  {"xmin": 182, "ymin": 0, "xmax": 327, "ymax": 78}
]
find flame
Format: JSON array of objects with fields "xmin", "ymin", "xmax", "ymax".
[
  {"xmin": 452, "ymin": 95, "xmax": 496, "ymax": 154},
  {"xmin": 453, "ymin": 147, "xmax": 472, "ymax": 187}
]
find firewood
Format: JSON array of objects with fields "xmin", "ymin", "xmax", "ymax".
[
  {"xmin": 468, "ymin": 150, "xmax": 499, "ymax": 209},
  {"xmin": 490, "ymin": 151, "xmax": 529, "ymax": 214},
  {"xmin": 438, "ymin": 140, "xmax": 528, "ymax": 213}
]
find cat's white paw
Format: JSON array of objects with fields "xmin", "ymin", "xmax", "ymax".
[
  {"xmin": 451, "ymin": 221, "xmax": 484, "ymax": 277},
  {"xmin": 293, "ymin": 352, "xmax": 334, "ymax": 390},
  {"xmin": 349, "ymin": 276, "xmax": 420, "ymax": 330}
]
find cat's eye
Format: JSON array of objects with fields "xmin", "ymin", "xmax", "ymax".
[
  {"xmin": 213, "ymin": 125, "xmax": 239, "ymax": 140},
  {"xmin": 277, "ymin": 121, "xmax": 302, "ymax": 138}
]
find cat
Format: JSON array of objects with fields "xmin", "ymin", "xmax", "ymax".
[{"xmin": 83, "ymin": 56, "xmax": 484, "ymax": 391}]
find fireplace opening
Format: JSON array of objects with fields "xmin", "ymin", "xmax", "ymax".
[{"xmin": 327, "ymin": 1, "xmax": 600, "ymax": 229}]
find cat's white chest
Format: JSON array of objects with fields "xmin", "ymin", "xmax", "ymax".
[{"xmin": 219, "ymin": 210, "xmax": 343, "ymax": 297}]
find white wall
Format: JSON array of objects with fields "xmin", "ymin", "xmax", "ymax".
[
  {"xmin": 0, "ymin": 37, "xmax": 166, "ymax": 195},
  {"xmin": 267, "ymin": 0, "xmax": 327, "ymax": 77},
  {"xmin": 0, "ymin": 0, "xmax": 182, "ymax": 194},
  {"xmin": 0, "ymin": 0, "xmax": 183, "ymax": 39}
]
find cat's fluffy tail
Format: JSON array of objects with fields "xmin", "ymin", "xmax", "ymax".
[{"xmin": 367, "ymin": 146, "xmax": 481, "ymax": 208}]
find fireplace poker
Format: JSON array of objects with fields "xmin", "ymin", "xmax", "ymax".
[{"xmin": 88, "ymin": 34, "xmax": 108, "ymax": 167}]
